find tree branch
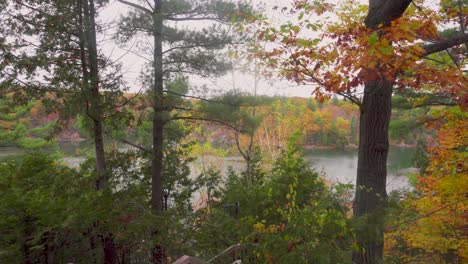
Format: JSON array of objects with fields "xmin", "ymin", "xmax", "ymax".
[
  {"xmin": 170, "ymin": 106, "xmax": 195, "ymax": 112},
  {"xmin": 119, "ymin": 137, "xmax": 150, "ymax": 153},
  {"xmin": 166, "ymin": 15, "xmax": 227, "ymax": 23},
  {"xmin": 104, "ymin": 131, "xmax": 150, "ymax": 152},
  {"xmin": 384, "ymin": 198, "xmax": 465, "ymax": 232},
  {"xmin": 163, "ymin": 90, "xmax": 258, "ymax": 107},
  {"xmin": 118, "ymin": 0, "xmax": 153, "ymax": 15},
  {"xmin": 395, "ymin": 90, "xmax": 457, "ymax": 107},
  {"xmin": 1, "ymin": 70, "xmax": 74, "ymax": 94},
  {"xmin": 169, "ymin": 115, "xmax": 240, "ymax": 132},
  {"xmin": 422, "ymin": 33, "xmax": 468, "ymax": 57},
  {"xmin": 365, "ymin": 0, "xmax": 413, "ymax": 28},
  {"xmin": 235, "ymin": 132, "xmax": 248, "ymax": 161},
  {"xmin": 338, "ymin": 92, "xmax": 362, "ymax": 107},
  {"xmin": 162, "ymin": 42, "xmax": 231, "ymax": 55},
  {"xmin": 111, "ymin": 88, "xmax": 145, "ymax": 110}
]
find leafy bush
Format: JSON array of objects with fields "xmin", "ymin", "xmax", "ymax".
[{"xmin": 194, "ymin": 136, "xmax": 353, "ymax": 263}]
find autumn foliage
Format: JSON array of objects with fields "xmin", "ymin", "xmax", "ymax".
[
  {"xmin": 256, "ymin": 1, "xmax": 467, "ymax": 103},
  {"xmin": 386, "ymin": 107, "xmax": 467, "ymax": 262}
]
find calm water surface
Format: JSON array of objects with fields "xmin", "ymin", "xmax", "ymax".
[
  {"xmin": 190, "ymin": 147, "xmax": 416, "ymax": 192},
  {"xmin": 1, "ymin": 143, "xmax": 415, "ymax": 191},
  {"xmin": 303, "ymin": 147, "xmax": 416, "ymax": 192}
]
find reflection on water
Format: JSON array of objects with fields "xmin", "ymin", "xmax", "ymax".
[
  {"xmin": 0, "ymin": 141, "xmax": 91, "ymax": 157},
  {"xmin": 1, "ymin": 143, "xmax": 416, "ymax": 191},
  {"xmin": 0, "ymin": 141, "xmax": 92, "ymax": 168},
  {"xmin": 58, "ymin": 141, "xmax": 92, "ymax": 155},
  {"xmin": 303, "ymin": 146, "xmax": 416, "ymax": 192},
  {"xmin": 0, "ymin": 146, "xmax": 25, "ymax": 157}
]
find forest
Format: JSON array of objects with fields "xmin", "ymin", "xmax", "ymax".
[{"xmin": 0, "ymin": 0, "xmax": 466, "ymax": 263}]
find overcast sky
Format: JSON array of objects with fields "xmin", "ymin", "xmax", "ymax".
[
  {"xmin": 97, "ymin": 0, "xmax": 319, "ymax": 97},
  {"xmin": 97, "ymin": 0, "xmax": 442, "ymax": 98}
]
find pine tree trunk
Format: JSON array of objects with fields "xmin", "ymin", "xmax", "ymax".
[
  {"xmin": 93, "ymin": 119, "xmax": 107, "ymax": 189},
  {"xmin": 23, "ymin": 216, "xmax": 33, "ymax": 264},
  {"xmin": 81, "ymin": 0, "xmax": 117, "ymax": 262},
  {"xmin": 151, "ymin": 0, "xmax": 164, "ymax": 213},
  {"xmin": 103, "ymin": 235, "xmax": 117, "ymax": 264},
  {"xmin": 246, "ymin": 156, "xmax": 252, "ymax": 187},
  {"xmin": 151, "ymin": 1, "xmax": 165, "ymax": 263},
  {"xmin": 42, "ymin": 232, "xmax": 50, "ymax": 264},
  {"xmin": 235, "ymin": 133, "xmax": 253, "ymax": 188},
  {"xmin": 81, "ymin": 0, "xmax": 107, "ymax": 190},
  {"xmin": 151, "ymin": 116, "xmax": 164, "ymax": 212}
]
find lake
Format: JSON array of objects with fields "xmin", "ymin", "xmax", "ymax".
[
  {"xmin": 303, "ymin": 147, "xmax": 416, "ymax": 192},
  {"xmin": 0, "ymin": 143, "xmax": 416, "ymax": 192},
  {"xmin": 190, "ymin": 146, "xmax": 416, "ymax": 192}
]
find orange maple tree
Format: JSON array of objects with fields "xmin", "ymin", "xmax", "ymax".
[
  {"xmin": 385, "ymin": 106, "xmax": 467, "ymax": 262},
  {"xmin": 257, "ymin": 1, "xmax": 466, "ymax": 102},
  {"xmin": 253, "ymin": 0, "xmax": 467, "ymax": 262}
]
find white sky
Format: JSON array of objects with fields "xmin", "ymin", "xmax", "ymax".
[
  {"xmin": 97, "ymin": 0, "xmax": 444, "ymax": 98},
  {"xmin": 98, "ymin": 0, "xmax": 318, "ymax": 97}
]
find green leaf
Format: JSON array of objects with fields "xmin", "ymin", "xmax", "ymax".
[
  {"xmin": 368, "ymin": 32, "xmax": 379, "ymax": 45},
  {"xmin": 379, "ymin": 46, "xmax": 393, "ymax": 55},
  {"xmin": 298, "ymin": 12, "xmax": 304, "ymax": 20},
  {"xmin": 352, "ymin": 242, "xmax": 360, "ymax": 252}
]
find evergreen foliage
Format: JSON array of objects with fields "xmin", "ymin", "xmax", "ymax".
[
  {"xmin": 0, "ymin": 0, "xmax": 465, "ymax": 263},
  {"xmin": 0, "ymin": 98, "xmax": 56, "ymax": 148}
]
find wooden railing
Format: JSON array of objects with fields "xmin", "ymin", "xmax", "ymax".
[{"xmin": 208, "ymin": 243, "xmax": 258, "ymax": 264}]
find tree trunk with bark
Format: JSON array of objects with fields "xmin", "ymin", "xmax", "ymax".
[
  {"xmin": 103, "ymin": 235, "xmax": 117, "ymax": 264},
  {"xmin": 235, "ymin": 132, "xmax": 253, "ymax": 188},
  {"xmin": 353, "ymin": 78, "xmax": 392, "ymax": 263},
  {"xmin": 80, "ymin": 0, "xmax": 117, "ymax": 262},
  {"xmin": 151, "ymin": 1, "xmax": 166, "ymax": 263},
  {"xmin": 81, "ymin": 0, "xmax": 107, "ymax": 191},
  {"xmin": 352, "ymin": 1, "xmax": 412, "ymax": 263},
  {"xmin": 151, "ymin": 0, "xmax": 164, "ymax": 213}
]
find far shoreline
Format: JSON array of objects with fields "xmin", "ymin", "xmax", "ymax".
[{"xmin": 302, "ymin": 143, "xmax": 416, "ymax": 150}]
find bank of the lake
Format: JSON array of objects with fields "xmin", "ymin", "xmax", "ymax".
[
  {"xmin": 1, "ymin": 143, "xmax": 416, "ymax": 192},
  {"xmin": 188, "ymin": 146, "xmax": 416, "ymax": 192}
]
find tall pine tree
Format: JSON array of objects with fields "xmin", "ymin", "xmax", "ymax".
[{"xmin": 117, "ymin": 0, "xmax": 252, "ymax": 212}]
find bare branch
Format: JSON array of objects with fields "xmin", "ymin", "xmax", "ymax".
[
  {"xmin": 163, "ymin": 90, "xmax": 259, "ymax": 107},
  {"xmin": 104, "ymin": 131, "xmax": 150, "ymax": 152},
  {"xmin": 385, "ymin": 199, "xmax": 465, "ymax": 232},
  {"xmin": 338, "ymin": 92, "xmax": 362, "ymax": 107},
  {"xmin": 111, "ymin": 87, "xmax": 145, "ymax": 110},
  {"xmin": 1, "ymin": 70, "xmax": 74, "ymax": 94},
  {"xmin": 169, "ymin": 115, "xmax": 240, "ymax": 132},
  {"xmin": 166, "ymin": 15, "xmax": 227, "ymax": 24},
  {"xmin": 118, "ymin": 0, "xmax": 153, "ymax": 15},
  {"xmin": 235, "ymin": 132, "xmax": 248, "ymax": 160},
  {"xmin": 171, "ymin": 106, "xmax": 195, "ymax": 112},
  {"xmin": 118, "ymin": 138, "xmax": 151, "ymax": 153},
  {"xmin": 162, "ymin": 42, "xmax": 231, "ymax": 55},
  {"xmin": 120, "ymin": 46, "xmax": 152, "ymax": 62}
]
